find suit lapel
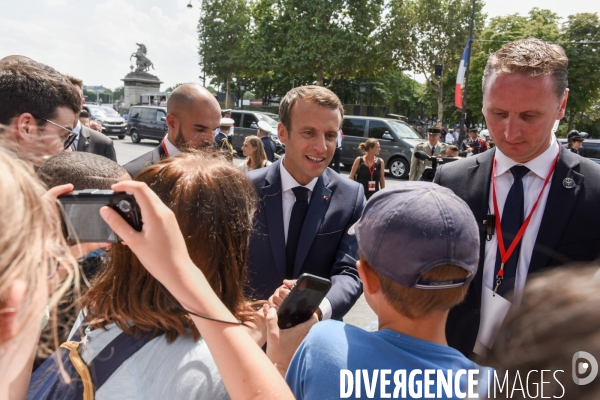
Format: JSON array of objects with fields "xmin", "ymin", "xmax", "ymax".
[
  {"xmin": 261, "ymin": 162, "xmax": 287, "ymax": 280},
  {"xmin": 463, "ymin": 149, "xmax": 495, "ymax": 305},
  {"xmin": 77, "ymin": 127, "xmax": 91, "ymax": 151},
  {"xmin": 293, "ymin": 173, "xmax": 332, "ymax": 277},
  {"xmin": 529, "ymin": 146, "xmax": 583, "ymax": 273}
]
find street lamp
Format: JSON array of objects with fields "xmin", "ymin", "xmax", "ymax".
[
  {"xmin": 187, "ymin": 0, "xmax": 193, "ymax": 8},
  {"xmin": 359, "ymin": 80, "xmax": 366, "ymax": 116},
  {"xmin": 239, "ymin": 79, "xmax": 246, "ymax": 110}
]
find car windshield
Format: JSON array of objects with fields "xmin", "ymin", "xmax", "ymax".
[
  {"xmin": 257, "ymin": 113, "xmax": 279, "ymax": 129},
  {"xmin": 88, "ymin": 108, "xmax": 107, "ymax": 119},
  {"xmin": 101, "ymin": 107, "xmax": 120, "ymax": 117},
  {"xmin": 387, "ymin": 120, "xmax": 422, "ymax": 139},
  {"xmin": 263, "ymin": 113, "xmax": 280, "ymax": 122}
]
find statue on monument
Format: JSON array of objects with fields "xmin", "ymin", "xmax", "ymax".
[{"xmin": 130, "ymin": 43, "xmax": 154, "ymax": 72}]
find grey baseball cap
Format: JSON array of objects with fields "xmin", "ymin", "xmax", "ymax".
[{"xmin": 349, "ymin": 182, "xmax": 479, "ymax": 289}]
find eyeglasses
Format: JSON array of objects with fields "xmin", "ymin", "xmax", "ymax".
[{"xmin": 30, "ymin": 114, "xmax": 77, "ymax": 150}]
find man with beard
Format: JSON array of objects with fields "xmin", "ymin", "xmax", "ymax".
[{"xmin": 124, "ymin": 83, "xmax": 221, "ymax": 177}]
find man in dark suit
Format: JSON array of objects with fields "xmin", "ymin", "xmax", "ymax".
[
  {"xmin": 66, "ymin": 76, "xmax": 117, "ymax": 162},
  {"xmin": 124, "ymin": 83, "xmax": 221, "ymax": 177},
  {"xmin": 434, "ymin": 38, "xmax": 600, "ymax": 357},
  {"xmin": 247, "ymin": 86, "xmax": 365, "ymax": 321}
]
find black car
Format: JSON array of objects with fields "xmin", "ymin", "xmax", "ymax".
[
  {"xmin": 126, "ymin": 106, "xmax": 168, "ymax": 143},
  {"xmin": 84, "ymin": 105, "xmax": 128, "ymax": 139},
  {"xmin": 557, "ymin": 138, "xmax": 600, "ymax": 164}
]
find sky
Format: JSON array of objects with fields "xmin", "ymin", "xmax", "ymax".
[{"xmin": 1, "ymin": 0, "xmax": 599, "ymax": 92}]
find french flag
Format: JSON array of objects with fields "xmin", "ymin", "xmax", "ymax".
[{"xmin": 455, "ymin": 40, "xmax": 470, "ymax": 109}]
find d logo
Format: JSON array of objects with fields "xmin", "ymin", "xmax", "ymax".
[{"xmin": 572, "ymin": 351, "xmax": 599, "ymax": 385}]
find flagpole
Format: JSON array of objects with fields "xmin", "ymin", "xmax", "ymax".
[{"xmin": 459, "ymin": 0, "xmax": 477, "ymax": 144}]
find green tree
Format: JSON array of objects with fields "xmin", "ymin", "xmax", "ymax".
[
  {"xmin": 384, "ymin": 0, "xmax": 486, "ymax": 125},
  {"xmin": 252, "ymin": 0, "xmax": 387, "ymax": 86},
  {"xmin": 198, "ymin": 0, "xmax": 251, "ymax": 108},
  {"xmin": 561, "ymin": 13, "xmax": 600, "ymax": 131}
]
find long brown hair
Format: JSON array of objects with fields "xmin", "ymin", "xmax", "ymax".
[
  {"xmin": 81, "ymin": 152, "xmax": 260, "ymax": 342},
  {"xmin": 244, "ymin": 135, "xmax": 267, "ymax": 169}
]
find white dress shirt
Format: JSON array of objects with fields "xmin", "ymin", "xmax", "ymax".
[
  {"xmin": 164, "ymin": 133, "xmax": 181, "ymax": 157},
  {"xmin": 72, "ymin": 120, "xmax": 82, "ymax": 150},
  {"xmin": 476, "ymin": 135, "xmax": 559, "ymax": 349},
  {"xmin": 445, "ymin": 132, "xmax": 455, "ymax": 144},
  {"xmin": 279, "ymin": 157, "xmax": 332, "ymax": 319}
]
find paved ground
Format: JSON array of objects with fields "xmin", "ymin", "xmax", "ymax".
[{"xmin": 111, "ymin": 135, "xmax": 401, "ymax": 329}]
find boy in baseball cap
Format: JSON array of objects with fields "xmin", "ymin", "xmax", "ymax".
[{"xmin": 283, "ymin": 182, "xmax": 486, "ymax": 399}]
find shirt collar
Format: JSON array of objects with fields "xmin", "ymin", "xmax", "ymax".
[
  {"xmin": 494, "ymin": 134, "xmax": 559, "ymax": 179},
  {"xmin": 164, "ymin": 133, "xmax": 181, "ymax": 157},
  {"xmin": 279, "ymin": 156, "xmax": 318, "ymax": 193},
  {"xmin": 73, "ymin": 120, "xmax": 82, "ymax": 137}
]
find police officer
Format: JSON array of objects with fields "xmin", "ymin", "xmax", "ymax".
[
  {"xmin": 256, "ymin": 120, "xmax": 276, "ymax": 162},
  {"xmin": 459, "ymin": 126, "xmax": 488, "ymax": 157},
  {"xmin": 569, "ymin": 134, "xmax": 585, "ymax": 156},
  {"xmin": 215, "ymin": 117, "xmax": 234, "ymax": 148}
]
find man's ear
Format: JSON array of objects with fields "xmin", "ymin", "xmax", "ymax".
[
  {"xmin": 0, "ymin": 279, "xmax": 28, "ymax": 344},
  {"xmin": 557, "ymin": 89, "xmax": 569, "ymax": 120},
  {"xmin": 277, "ymin": 122, "xmax": 288, "ymax": 145},
  {"xmin": 165, "ymin": 113, "xmax": 178, "ymax": 133},
  {"xmin": 14, "ymin": 113, "xmax": 38, "ymax": 142},
  {"xmin": 357, "ymin": 260, "xmax": 381, "ymax": 295}
]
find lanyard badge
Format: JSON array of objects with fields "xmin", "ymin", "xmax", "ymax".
[{"xmin": 491, "ymin": 149, "xmax": 560, "ymax": 295}]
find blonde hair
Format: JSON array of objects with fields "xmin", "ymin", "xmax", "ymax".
[
  {"xmin": 483, "ymin": 37, "xmax": 568, "ymax": 99},
  {"xmin": 0, "ymin": 146, "xmax": 75, "ymax": 346},
  {"xmin": 358, "ymin": 138, "xmax": 379, "ymax": 154},
  {"xmin": 360, "ymin": 252, "xmax": 469, "ymax": 319},
  {"xmin": 244, "ymin": 135, "xmax": 268, "ymax": 169}
]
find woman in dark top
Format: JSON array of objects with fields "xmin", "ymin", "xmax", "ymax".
[{"xmin": 349, "ymin": 138, "xmax": 386, "ymax": 200}]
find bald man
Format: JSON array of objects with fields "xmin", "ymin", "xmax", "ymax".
[{"xmin": 123, "ymin": 83, "xmax": 222, "ymax": 177}]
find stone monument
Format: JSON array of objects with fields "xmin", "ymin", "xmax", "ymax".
[{"xmin": 122, "ymin": 43, "xmax": 162, "ymax": 108}]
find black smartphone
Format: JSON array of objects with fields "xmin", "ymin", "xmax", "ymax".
[
  {"xmin": 277, "ymin": 273, "xmax": 332, "ymax": 330},
  {"xmin": 57, "ymin": 189, "xmax": 142, "ymax": 243}
]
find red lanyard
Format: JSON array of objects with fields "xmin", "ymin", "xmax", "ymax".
[
  {"xmin": 161, "ymin": 137, "xmax": 170, "ymax": 158},
  {"xmin": 365, "ymin": 157, "xmax": 377, "ymax": 180},
  {"xmin": 491, "ymin": 148, "xmax": 560, "ymax": 293}
]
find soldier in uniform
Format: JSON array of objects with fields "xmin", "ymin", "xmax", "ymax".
[
  {"xmin": 409, "ymin": 127, "xmax": 446, "ymax": 181},
  {"xmin": 459, "ymin": 126, "xmax": 488, "ymax": 157}
]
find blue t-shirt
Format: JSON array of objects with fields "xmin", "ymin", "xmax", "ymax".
[{"xmin": 286, "ymin": 320, "xmax": 488, "ymax": 399}]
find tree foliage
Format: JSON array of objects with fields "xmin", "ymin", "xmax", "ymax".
[
  {"xmin": 198, "ymin": 0, "xmax": 251, "ymax": 107},
  {"xmin": 383, "ymin": 0, "xmax": 486, "ymax": 124}
]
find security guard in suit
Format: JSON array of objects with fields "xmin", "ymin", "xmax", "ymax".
[{"xmin": 409, "ymin": 127, "xmax": 446, "ymax": 181}]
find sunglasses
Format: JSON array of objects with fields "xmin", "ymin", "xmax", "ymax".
[{"xmin": 30, "ymin": 114, "xmax": 78, "ymax": 150}]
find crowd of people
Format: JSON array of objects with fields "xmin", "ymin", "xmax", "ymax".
[{"xmin": 1, "ymin": 37, "xmax": 600, "ymax": 400}]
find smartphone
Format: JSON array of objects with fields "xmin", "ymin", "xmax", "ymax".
[
  {"xmin": 277, "ymin": 273, "xmax": 332, "ymax": 330},
  {"xmin": 58, "ymin": 189, "xmax": 142, "ymax": 243}
]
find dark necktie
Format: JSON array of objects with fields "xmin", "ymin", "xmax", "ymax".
[
  {"xmin": 286, "ymin": 187, "xmax": 310, "ymax": 279},
  {"xmin": 494, "ymin": 165, "xmax": 530, "ymax": 296},
  {"xmin": 430, "ymin": 146, "xmax": 435, "ymax": 156}
]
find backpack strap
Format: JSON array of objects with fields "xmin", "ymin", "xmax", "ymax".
[
  {"xmin": 60, "ymin": 341, "xmax": 94, "ymax": 400},
  {"xmin": 87, "ymin": 331, "xmax": 163, "ymax": 391}
]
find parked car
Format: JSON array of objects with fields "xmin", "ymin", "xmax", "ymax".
[
  {"xmin": 340, "ymin": 116, "xmax": 425, "ymax": 179},
  {"xmin": 558, "ymin": 138, "xmax": 600, "ymax": 164},
  {"xmin": 83, "ymin": 105, "xmax": 128, "ymax": 139},
  {"xmin": 126, "ymin": 106, "xmax": 167, "ymax": 143},
  {"xmin": 229, "ymin": 110, "xmax": 284, "ymax": 156}
]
